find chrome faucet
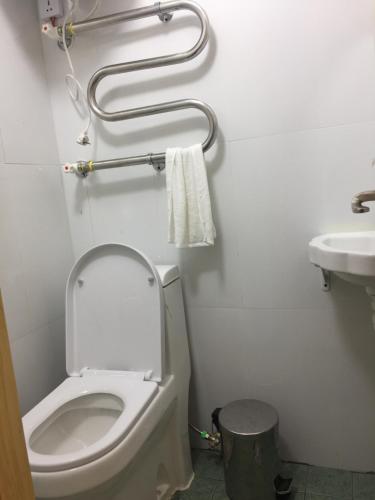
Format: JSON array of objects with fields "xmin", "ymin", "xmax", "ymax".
[{"xmin": 351, "ymin": 191, "xmax": 375, "ymax": 213}]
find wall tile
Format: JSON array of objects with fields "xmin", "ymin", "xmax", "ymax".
[
  {"xmin": 10, "ymin": 317, "xmax": 66, "ymax": 415},
  {"xmin": 62, "ymin": 171, "xmax": 96, "ymax": 257},
  {"xmin": 0, "ymin": 2, "xmax": 73, "ymax": 416},
  {"xmin": 0, "ymin": 165, "xmax": 31, "ymax": 340},
  {"xmin": 0, "ymin": 2, "xmax": 58, "ymax": 164},
  {"xmin": 205, "ymin": 0, "xmax": 375, "ymax": 141},
  {"xmin": 230, "ymin": 122, "xmax": 375, "ymax": 310},
  {"xmin": 0, "ymin": 165, "xmax": 73, "ymax": 337},
  {"xmin": 84, "ymin": 165, "xmax": 166, "ymax": 258},
  {"xmin": 0, "ymin": 129, "xmax": 5, "ymax": 163}
]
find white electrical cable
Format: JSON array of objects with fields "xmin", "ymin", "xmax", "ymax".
[
  {"xmin": 82, "ymin": 0, "xmax": 101, "ymax": 20},
  {"xmin": 62, "ymin": 0, "xmax": 101, "ymax": 145}
]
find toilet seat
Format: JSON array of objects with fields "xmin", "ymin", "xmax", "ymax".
[
  {"xmin": 65, "ymin": 244, "xmax": 165, "ymax": 382},
  {"xmin": 23, "ymin": 372, "xmax": 158, "ymax": 472}
]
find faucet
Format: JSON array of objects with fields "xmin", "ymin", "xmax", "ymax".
[{"xmin": 351, "ymin": 191, "xmax": 375, "ymax": 213}]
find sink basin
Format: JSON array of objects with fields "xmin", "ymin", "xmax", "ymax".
[
  {"xmin": 309, "ymin": 231, "xmax": 375, "ymax": 330},
  {"xmin": 309, "ymin": 231, "xmax": 375, "ymax": 288}
]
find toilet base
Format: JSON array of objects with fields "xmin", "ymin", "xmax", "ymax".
[{"xmin": 36, "ymin": 401, "xmax": 193, "ymax": 500}]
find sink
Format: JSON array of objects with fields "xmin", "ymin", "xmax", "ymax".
[
  {"xmin": 309, "ymin": 231, "xmax": 375, "ymax": 329},
  {"xmin": 309, "ymin": 231, "xmax": 375, "ymax": 288}
]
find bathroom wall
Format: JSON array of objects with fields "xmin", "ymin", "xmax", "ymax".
[
  {"xmin": 42, "ymin": 0, "xmax": 375, "ymax": 470},
  {"xmin": 0, "ymin": 0, "xmax": 74, "ymax": 414}
]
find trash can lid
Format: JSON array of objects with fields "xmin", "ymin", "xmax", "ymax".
[{"xmin": 219, "ymin": 399, "xmax": 278, "ymax": 436}]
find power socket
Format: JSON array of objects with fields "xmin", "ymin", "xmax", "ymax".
[{"xmin": 38, "ymin": 0, "xmax": 63, "ymax": 20}]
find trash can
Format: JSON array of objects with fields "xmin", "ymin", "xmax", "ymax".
[{"xmin": 219, "ymin": 399, "xmax": 282, "ymax": 500}]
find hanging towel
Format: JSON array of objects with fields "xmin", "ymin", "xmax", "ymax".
[{"xmin": 166, "ymin": 144, "xmax": 216, "ymax": 248}]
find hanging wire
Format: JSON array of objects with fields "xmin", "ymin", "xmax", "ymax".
[{"xmin": 61, "ymin": 0, "xmax": 102, "ymax": 145}]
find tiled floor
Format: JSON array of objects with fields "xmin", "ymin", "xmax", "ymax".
[{"xmin": 173, "ymin": 449, "xmax": 375, "ymax": 499}]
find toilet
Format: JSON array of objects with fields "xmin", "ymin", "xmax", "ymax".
[{"xmin": 22, "ymin": 243, "xmax": 193, "ymax": 499}]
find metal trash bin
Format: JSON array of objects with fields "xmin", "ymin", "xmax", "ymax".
[{"xmin": 219, "ymin": 399, "xmax": 281, "ymax": 500}]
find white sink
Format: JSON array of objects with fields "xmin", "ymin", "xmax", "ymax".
[
  {"xmin": 309, "ymin": 231, "xmax": 375, "ymax": 287},
  {"xmin": 309, "ymin": 231, "xmax": 375, "ymax": 329}
]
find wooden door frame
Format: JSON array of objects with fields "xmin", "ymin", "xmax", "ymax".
[{"xmin": 0, "ymin": 291, "xmax": 34, "ymax": 499}]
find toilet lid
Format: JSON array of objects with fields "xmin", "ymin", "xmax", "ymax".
[{"xmin": 66, "ymin": 244, "xmax": 165, "ymax": 382}]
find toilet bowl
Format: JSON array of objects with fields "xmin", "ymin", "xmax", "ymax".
[
  {"xmin": 24, "ymin": 373, "xmax": 158, "ymax": 472},
  {"xmin": 22, "ymin": 244, "xmax": 193, "ymax": 499}
]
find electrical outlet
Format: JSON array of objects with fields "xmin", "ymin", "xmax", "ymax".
[{"xmin": 38, "ymin": 0, "xmax": 63, "ymax": 20}]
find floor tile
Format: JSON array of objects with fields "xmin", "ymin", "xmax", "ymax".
[
  {"xmin": 305, "ymin": 494, "xmax": 341, "ymax": 500},
  {"xmin": 211, "ymin": 481, "xmax": 228, "ymax": 500},
  {"xmin": 306, "ymin": 466, "xmax": 353, "ymax": 499},
  {"xmin": 211, "ymin": 479, "xmax": 305, "ymax": 500},
  {"xmin": 353, "ymin": 472, "xmax": 375, "ymax": 500},
  {"xmin": 176, "ymin": 450, "xmax": 358, "ymax": 500},
  {"xmin": 282, "ymin": 462, "xmax": 310, "ymax": 492},
  {"xmin": 290, "ymin": 493, "xmax": 306, "ymax": 500},
  {"xmin": 192, "ymin": 449, "xmax": 224, "ymax": 481},
  {"xmin": 173, "ymin": 476, "xmax": 216, "ymax": 499}
]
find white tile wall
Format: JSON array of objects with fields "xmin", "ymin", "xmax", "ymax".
[
  {"xmin": 219, "ymin": 0, "xmax": 375, "ymax": 140},
  {"xmin": 0, "ymin": 1, "xmax": 58, "ymax": 164},
  {"xmin": 0, "ymin": 164, "xmax": 73, "ymax": 413},
  {"xmin": 230, "ymin": 122, "xmax": 375, "ymax": 310},
  {"xmin": 0, "ymin": 0, "xmax": 74, "ymax": 414},
  {"xmin": 10, "ymin": 317, "xmax": 66, "ymax": 416},
  {"xmin": 0, "ymin": 129, "xmax": 5, "ymax": 163},
  {"xmin": 42, "ymin": 0, "xmax": 375, "ymax": 469}
]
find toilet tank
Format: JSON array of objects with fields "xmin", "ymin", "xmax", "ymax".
[
  {"xmin": 156, "ymin": 266, "xmax": 191, "ymax": 382},
  {"xmin": 156, "ymin": 265, "xmax": 191, "ymax": 457}
]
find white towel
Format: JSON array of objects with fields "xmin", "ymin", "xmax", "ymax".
[{"xmin": 166, "ymin": 144, "xmax": 216, "ymax": 248}]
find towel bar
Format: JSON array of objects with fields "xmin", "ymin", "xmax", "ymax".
[{"xmin": 57, "ymin": 0, "xmax": 217, "ymax": 177}]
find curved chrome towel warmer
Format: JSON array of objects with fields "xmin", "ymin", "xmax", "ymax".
[{"xmin": 60, "ymin": 0, "xmax": 217, "ymax": 176}]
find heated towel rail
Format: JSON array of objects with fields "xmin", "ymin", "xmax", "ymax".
[{"xmin": 58, "ymin": 0, "xmax": 217, "ymax": 177}]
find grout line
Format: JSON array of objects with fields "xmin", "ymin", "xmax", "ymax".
[
  {"xmin": 352, "ymin": 470, "xmax": 354, "ymax": 500},
  {"xmin": 305, "ymin": 464, "xmax": 311, "ymax": 497},
  {"xmin": 0, "ymin": 162, "xmax": 63, "ymax": 168},
  {"xmin": 186, "ymin": 304, "xmax": 338, "ymax": 312},
  {"xmin": 226, "ymin": 118, "xmax": 375, "ymax": 146},
  {"xmin": 9, "ymin": 315, "xmax": 65, "ymax": 345}
]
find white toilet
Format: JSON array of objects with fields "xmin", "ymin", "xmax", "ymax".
[{"xmin": 22, "ymin": 243, "xmax": 193, "ymax": 499}]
